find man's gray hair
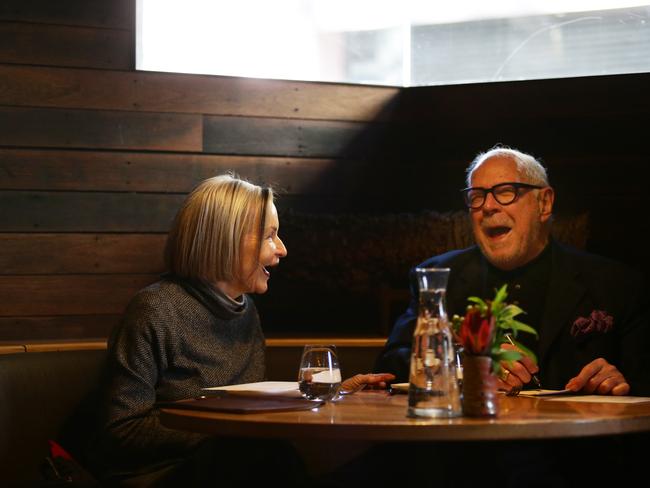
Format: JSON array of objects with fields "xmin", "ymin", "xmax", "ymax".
[{"xmin": 466, "ymin": 145, "xmax": 549, "ymax": 187}]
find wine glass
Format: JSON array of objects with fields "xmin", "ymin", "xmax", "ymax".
[{"xmin": 298, "ymin": 344, "xmax": 342, "ymax": 402}]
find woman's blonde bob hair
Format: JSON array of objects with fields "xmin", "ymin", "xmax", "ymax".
[{"xmin": 165, "ymin": 174, "xmax": 273, "ymax": 284}]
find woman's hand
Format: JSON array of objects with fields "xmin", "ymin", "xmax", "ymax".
[
  {"xmin": 565, "ymin": 358, "xmax": 629, "ymax": 395},
  {"xmin": 340, "ymin": 373, "xmax": 395, "ymax": 394}
]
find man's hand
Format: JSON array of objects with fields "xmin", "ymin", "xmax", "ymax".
[
  {"xmin": 497, "ymin": 343, "xmax": 539, "ymax": 392},
  {"xmin": 565, "ymin": 358, "xmax": 629, "ymax": 395}
]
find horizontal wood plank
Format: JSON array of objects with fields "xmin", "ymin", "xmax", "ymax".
[
  {"xmin": 135, "ymin": 73, "xmax": 401, "ymax": 122},
  {"xmin": 1, "ymin": 190, "xmax": 631, "ymax": 234},
  {"xmin": 0, "ymin": 64, "xmax": 401, "ymax": 121},
  {"xmin": 0, "ymin": 337, "xmax": 384, "ymax": 354},
  {"xmin": 24, "ymin": 340, "xmax": 108, "ymax": 352},
  {"xmin": 266, "ymin": 338, "xmax": 386, "ymax": 347},
  {"xmin": 0, "ymin": 234, "xmax": 166, "ymax": 274},
  {"xmin": 0, "ymin": 275, "xmax": 157, "ymax": 316},
  {"xmin": 0, "ymin": 148, "xmax": 361, "ymax": 194},
  {"xmin": 0, "ymin": 191, "xmax": 394, "ymax": 232},
  {"xmin": 0, "ymin": 315, "xmax": 120, "ymax": 341},
  {"xmin": 0, "ymin": 21, "xmax": 131, "ymax": 69},
  {"xmin": 0, "ymin": 107, "xmax": 202, "ymax": 151},
  {"xmin": 0, "ymin": 189, "xmax": 466, "ymax": 233},
  {"xmin": 0, "ymin": 0, "xmax": 133, "ymax": 29},
  {"xmin": 203, "ymin": 115, "xmax": 395, "ymax": 158},
  {"xmin": 0, "ymin": 344, "xmax": 25, "ymax": 354},
  {"xmin": 0, "ymin": 106, "xmax": 399, "ymax": 157},
  {"xmin": 0, "ymin": 192, "xmax": 185, "ymax": 232},
  {"xmin": 0, "ymin": 65, "xmax": 140, "ymax": 112}
]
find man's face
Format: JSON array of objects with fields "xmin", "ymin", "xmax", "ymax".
[{"xmin": 469, "ymin": 156, "xmax": 554, "ymax": 270}]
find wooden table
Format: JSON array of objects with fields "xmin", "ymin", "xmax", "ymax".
[{"xmin": 160, "ymin": 391, "xmax": 650, "ymax": 442}]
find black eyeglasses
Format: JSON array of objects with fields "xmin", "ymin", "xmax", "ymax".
[{"xmin": 460, "ymin": 182, "xmax": 543, "ymax": 209}]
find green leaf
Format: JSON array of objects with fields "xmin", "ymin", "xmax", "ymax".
[
  {"xmin": 500, "ymin": 304, "xmax": 524, "ymax": 320},
  {"xmin": 508, "ymin": 320, "xmax": 538, "ymax": 337},
  {"xmin": 494, "ymin": 349, "xmax": 522, "ymax": 362},
  {"xmin": 492, "ymin": 284, "xmax": 508, "ymax": 307},
  {"xmin": 467, "ymin": 297, "xmax": 488, "ymax": 315},
  {"xmin": 467, "ymin": 297, "xmax": 484, "ymax": 306},
  {"xmin": 507, "ymin": 338, "xmax": 538, "ymax": 365}
]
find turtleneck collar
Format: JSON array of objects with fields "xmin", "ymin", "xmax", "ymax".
[{"xmin": 164, "ymin": 273, "xmax": 247, "ymax": 320}]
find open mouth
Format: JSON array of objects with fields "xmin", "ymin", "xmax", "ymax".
[
  {"xmin": 484, "ymin": 225, "xmax": 511, "ymax": 239},
  {"xmin": 261, "ymin": 266, "xmax": 270, "ymax": 277}
]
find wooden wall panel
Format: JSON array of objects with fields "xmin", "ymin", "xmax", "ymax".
[
  {"xmin": 0, "ymin": 191, "xmax": 397, "ymax": 234},
  {"xmin": 0, "ymin": 106, "xmax": 399, "ymax": 158},
  {"xmin": 0, "ymin": 316, "xmax": 119, "ymax": 342},
  {"xmin": 0, "ymin": 275, "xmax": 156, "ymax": 316},
  {"xmin": 0, "ymin": 0, "xmax": 133, "ymax": 29},
  {"xmin": 203, "ymin": 116, "xmax": 393, "ymax": 158},
  {"xmin": 0, "ymin": 149, "xmax": 357, "ymax": 194},
  {"xmin": 131, "ymin": 75, "xmax": 400, "ymax": 122},
  {"xmin": 0, "ymin": 192, "xmax": 185, "ymax": 232},
  {"xmin": 0, "ymin": 65, "xmax": 400, "ymax": 121},
  {"xmin": 0, "ymin": 107, "xmax": 202, "ymax": 151},
  {"xmin": 0, "ymin": 234, "xmax": 165, "ymax": 274},
  {"xmin": 0, "ymin": 21, "xmax": 131, "ymax": 69},
  {"xmin": 0, "ymin": 0, "xmax": 403, "ymax": 342},
  {"xmin": 0, "ymin": 65, "xmax": 135, "ymax": 111}
]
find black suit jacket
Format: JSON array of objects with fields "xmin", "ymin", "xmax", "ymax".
[{"xmin": 375, "ymin": 241, "xmax": 650, "ymax": 395}]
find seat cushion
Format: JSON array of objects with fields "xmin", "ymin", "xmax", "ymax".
[{"xmin": 0, "ymin": 349, "xmax": 106, "ymax": 483}]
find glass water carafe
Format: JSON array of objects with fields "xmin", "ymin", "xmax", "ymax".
[{"xmin": 407, "ymin": 267, "xmax": 461, "ymax": 418}]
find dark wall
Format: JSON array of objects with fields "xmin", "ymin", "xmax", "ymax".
[
  {"xmin": 1, "ymin": 0, "xmax": 647, "ymax": 343},
  {"xmin": 397, "ymin": 75, "xmax": 650, "ymax": 279}
]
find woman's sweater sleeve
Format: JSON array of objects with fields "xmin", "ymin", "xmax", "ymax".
[{"xmin": 103, "ymin": 296, "xmax": 205, "ymax": 465}]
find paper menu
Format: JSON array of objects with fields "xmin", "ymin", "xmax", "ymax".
[
  {"xmin": 203, "ymin": 381, "xmax": 301, "ymax": 397},
  {"xmin": 517, "ymin": 389, "xmax": 650, "ymax": 403},
  {"xmin": 517, "ymin": 389, "xmax": 573, "ymax": 397},
  {"xmin": 543, "ymin": 395, "xmax": 650, "ymax": 404}
]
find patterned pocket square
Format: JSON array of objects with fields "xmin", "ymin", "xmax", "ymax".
[{"xmin": 571, "ymin": 310, "xmax": 614, "ymax": 338}]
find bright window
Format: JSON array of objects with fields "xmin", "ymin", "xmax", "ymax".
[{"xmin": 136, "ymin": 0, "xmax": 650, "ymax": 86}]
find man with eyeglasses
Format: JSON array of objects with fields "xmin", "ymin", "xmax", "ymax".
[
  {"xmin": 370, "ymin": 144, "xmax": 648, "ymax": 487},
  {"xmin": 376, "ymin": 145, "xmax": 649, "ymax": 398}
]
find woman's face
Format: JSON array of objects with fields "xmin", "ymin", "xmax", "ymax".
[{"xmin": 234, "ymin": 202, "xmax": 287, "ymax": 297}]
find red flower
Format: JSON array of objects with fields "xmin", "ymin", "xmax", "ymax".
[{"xmin": 459, "ymin": 306, "xmax": 495, "ymax": 355}]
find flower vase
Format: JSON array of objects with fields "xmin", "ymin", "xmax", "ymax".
[{"xmin": 461, "ymin": 355, "xmax": 499, "ymax": 417}]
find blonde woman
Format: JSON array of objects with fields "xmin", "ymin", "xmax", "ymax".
[{"xmin": 88, "ymin": 174, "xmax": 392, "ymax": 487}]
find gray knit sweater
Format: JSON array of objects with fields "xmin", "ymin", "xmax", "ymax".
[{"xmin": 94, "ymin": 279, "xmax": 266, "ymax": 474}]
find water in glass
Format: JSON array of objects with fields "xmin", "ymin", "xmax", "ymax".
[{"xmin": 298, "ymin": 345, "xmax": 342, "ymax": 402}]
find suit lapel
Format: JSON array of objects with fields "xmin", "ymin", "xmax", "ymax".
[{"xmin": 538, "ymin": 243, "xmax": 586, "ymax": 366}]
